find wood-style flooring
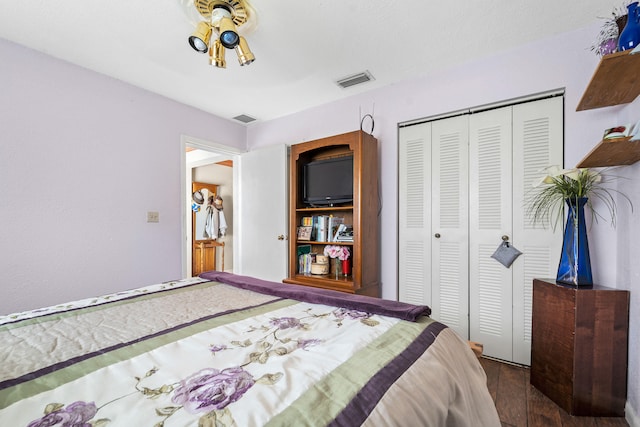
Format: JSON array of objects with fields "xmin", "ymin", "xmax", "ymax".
[{"xmin": 480, "ymin": 357, "xmax": 629, "ymax": 427}]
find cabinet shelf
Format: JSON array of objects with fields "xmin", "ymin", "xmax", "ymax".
[
  {"xmin": 298, "ymin": 241, "xmax": 353, "ymax": 246},
  {"xmin": 296, "ymin": 206, "xmax": 353, "ymax": 212},
  {"xmin": 284, "ymin": 274, "xmax": 355, "ymax": 293},
  {"xmin": 576, "ymin": 50, "xmax": 640, "ymax": 111},
  {"xmin": 576, "ymin": 136, "xmax": 640, "ymax": 167}
]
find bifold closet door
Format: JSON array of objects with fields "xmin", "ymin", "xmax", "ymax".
[
  {"xmin": 398, "ymin": 116, "xmax": 469, "ymax": 339},
  {"xmin": 398, "ymin": 124, "xmax": 432, "ymax": 307},
  {"xmin": 399, "ymin": 96, "xmax": 562, "ymax": 364},
  {"xmin": 468, "ymin": 97, "xmax": 563, "ymax": 365},
  {"xmin": 430, "ymin": 116, "xmax": 469, "ymax": 337},
  {"xmin": 468, "ymin": 106, "xmax": 514, "ymax": 362},
  {"xmin": 510, "ymin": 97, "xmax": 563, "ymax": 364}
]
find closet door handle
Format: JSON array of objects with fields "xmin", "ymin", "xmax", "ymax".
[
  {"xmin": 502, "ymin": 235, "xmax": 509, "ymax": 242},
  {"xmin": 434, "ymin": 233, "xmax": 441, "ymax": 238}
]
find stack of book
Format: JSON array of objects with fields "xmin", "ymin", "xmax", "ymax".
[
  {"xmin": 298, "ymin": 253, "xmax": 317, "ymax": 274},
  {"xmin": 299, "ymin": 215, "xmax": 345, "ymax": 242},
  {"xmin": 334, "ymin": 224, "xmax": 354, "ymax": 242}
]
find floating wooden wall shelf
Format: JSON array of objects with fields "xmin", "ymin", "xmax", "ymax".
[
  {"xmin": 576, "ymin": 136, "xmax": 640, "ymax": 168},
  {"xmin": 576, "ymin": 50, "xmax": 640, "ymax": 167},
  {"xmin": 577, "ymin": 50, "xmax": 640, "ymax": 111}
]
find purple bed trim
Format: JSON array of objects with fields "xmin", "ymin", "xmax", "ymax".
[
  {"xmin": 329, "ymin": 321, "xmax": 447, "ymax": 426},
  {"xmin": 198, "ymin": 271, "xmax": 431, "ymax": 322}
]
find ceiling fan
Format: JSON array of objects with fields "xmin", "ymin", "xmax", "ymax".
[{"xmin": 181, "ymin": 0, "xmax": 256, "ymax": 68}]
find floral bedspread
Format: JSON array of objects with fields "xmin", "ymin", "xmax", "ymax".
[{"xmin": 0, "ymin": 276, "xmax": 500, "ymax": 426}]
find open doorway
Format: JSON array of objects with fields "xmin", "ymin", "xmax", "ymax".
[
  {"xmin": 191, "ymin": 181, "xmax": 227, "ymax": 276},
  {"xmin": 181, "ymin": 135, "xmax": 244, "ymax": 278}
]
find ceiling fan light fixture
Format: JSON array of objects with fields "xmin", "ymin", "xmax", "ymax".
[
  {"xmin": 188, "ymin": 21, "xmax": 212, "ymax": 53},
  {"xmin": 210, "ymin": 38, "xmax": 226, "ymax": 68},
  {"xmin": 235, "ymin": 36, "xmax": 255, "ymax": 66},
  {"xmin": 217, "ymin": 16, "xmax": 240, "ymax": 49},
  {"xmin": 186, "ymin": 0, "xmax": 254, "ymax": 68}
]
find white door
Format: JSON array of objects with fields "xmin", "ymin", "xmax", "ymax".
[
  {"xmin": 399, "ymin": 96, "xmax": 563, "ymax": 365},
  {"xmin": 431, "ymin": 116, "xmax": 469, "ymax": 337},
  {"xmin": 398, "ymin": 115, "xmax": 469, "ymax": 340},
  {"xmin": 468, "ymin": 97, "xmax": 563, "ymax": 364},
  {"xmin": 469, "ymin": 106, "xmax": 514, "ymax": 362},
  {"xmin": 398, "ymin": 124, "xmax": 432, "ymax": 306},
  {"xmin": 237, "ymin": 144, "xmax": 289, "ymax": 281},
  {"xmin": 511, "ymin": 97, "xmax": 564, "ymax": 364}
]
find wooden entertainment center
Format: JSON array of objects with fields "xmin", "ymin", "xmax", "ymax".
[{"xmin": 283, "ymin": 130, "xmax": 380, "ymax": 297}]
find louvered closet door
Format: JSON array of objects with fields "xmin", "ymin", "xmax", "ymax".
[
  {"xmin": 431, "ymin": 116, "xmax": 469, "ymax": 337},
  {"xmin": 511, "ymin": 97, "xmax": 563, "ymax": 365},
  {"xmin": 469, "ymin": 106, "xmax": 514, "ymax": 362},
  {"xmin": 468, "ymin": 98, "xmax": 563, "ymax": 364},
  {"xmin": 398, "ymin": 124, "xmax": 432, "ymax": 306},
  {"xmin": 399, "ymin": 95, "xmax": 563, "ymax": 364}
]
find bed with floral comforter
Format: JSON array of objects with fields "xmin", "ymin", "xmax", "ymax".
[{"xmin": 0, "ymin": 272, "xmax": 500, "ymax": 426}]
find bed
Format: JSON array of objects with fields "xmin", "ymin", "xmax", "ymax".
[{"xmin": 0, "ymin": 271, "xmax": 500, "ymax": 426}]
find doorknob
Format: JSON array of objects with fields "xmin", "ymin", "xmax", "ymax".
[
  {"xmin": 434, "ymin": 233, "xmax": 441, "ymax": 238},
  {"xmin": 277, "ymin": 235, "xmax": 287, "ymax": 241},
  {"xmin": 502, "ymin": 235, "xmax": 509, "ymax": 241}
]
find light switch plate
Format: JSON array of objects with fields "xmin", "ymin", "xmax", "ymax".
[{"xmin": 147, "ymin": 211, "xmax": 159, "ymax": 223}]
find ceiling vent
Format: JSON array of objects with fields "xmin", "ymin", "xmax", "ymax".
[
  {"xmin": 335, "ymin": 71, "xmax": 374, "ymax": 89},
  {"xmin": 233, "ymin": 114, "xmax": 256, "ymax": 123}
]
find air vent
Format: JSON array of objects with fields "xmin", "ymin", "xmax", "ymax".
[
  {"xmin": 233, "ymin": 114, "xmax": 257, "ymax": 123},
  {"xmin": 336, "ymin": 71, "xmax": 374, "ymax": 89}
]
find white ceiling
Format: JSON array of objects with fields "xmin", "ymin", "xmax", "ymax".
[{"xmin": 0, "ymin": 1, "xmax": 618, "ymax": 124}]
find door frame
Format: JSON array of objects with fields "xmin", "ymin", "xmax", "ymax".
[{"xmin": 180, "ymin": 134, "xmax": 245, "ymax": 278}]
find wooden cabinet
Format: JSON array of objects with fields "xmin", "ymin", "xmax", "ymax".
[
  {"xmin": 530, "ymin": 278, "xmax": 630, "ymax": 417},
  {"xmin": 576, "ymin": 49, "xmax": 640, "ymax": 167},
  {"xmin": 283, "ymin": 130, "xmax": 380, "ymax": 297},
  {"xmin": 192, "ymin": 240, "xmax": 224, "ymax": 276}
]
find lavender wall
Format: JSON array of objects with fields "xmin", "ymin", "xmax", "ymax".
[
  {"xmin": 617, "ymin": 98, "xmax": 640, "ymax": 427},
  {"xmin": 247, "ymin": 24, "xmax": 625, "ymax": 297},
  {"xmin": 247, "ymin": 24, "xmax": 639, "ymax": 423},
  {"xmin": 0, "ymin": 38, "xmax": 246, "ymax": 315}
]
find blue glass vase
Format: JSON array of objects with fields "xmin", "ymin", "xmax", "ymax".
[
  {"xmin": 618, "ymin": 2, "xmax": 640, "ymax": 51},
  {"xmin": 556, "ymin": 197, "xmax": 593, "ymax": 286}
]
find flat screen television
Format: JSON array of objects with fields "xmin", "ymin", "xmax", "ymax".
[{"xmin": 303, "ymin": 155, "xmax": 353, "ymax": 206}]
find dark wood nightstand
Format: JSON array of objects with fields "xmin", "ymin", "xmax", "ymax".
[{"xmin": 530, "ymin": 278, "xmax": 629, "ymax": 417}]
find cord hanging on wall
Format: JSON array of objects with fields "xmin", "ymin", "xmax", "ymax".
[{"xmin": 360, "ymin": 114, "xmax": 374, "ymax": 135}]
